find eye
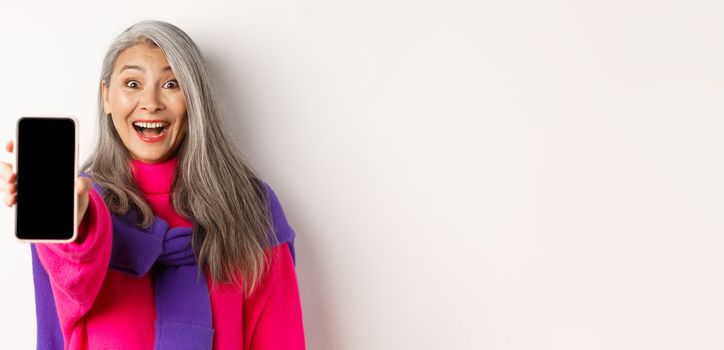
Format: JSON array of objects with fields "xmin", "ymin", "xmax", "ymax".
[
  {"xmin": 125, "ymin": 80, "xmax": 139, "ymax": 88},
  {"xmin": 164, "ymin": 80, "xmax": 179, "ymax": 89}
]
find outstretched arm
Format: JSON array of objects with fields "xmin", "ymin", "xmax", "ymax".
[{"xmin": 34, "ymin": 187, "xmax": 113, "ymax": 343}]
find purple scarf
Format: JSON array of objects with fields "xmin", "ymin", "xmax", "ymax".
[{"xmin": 31, "ymin": 176, "xmax": 296, "ymax": 349}]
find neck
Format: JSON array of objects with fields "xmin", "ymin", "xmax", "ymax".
[{"xmin": 130, "ymin": 155, "xmax": 179, "ymax": 194}]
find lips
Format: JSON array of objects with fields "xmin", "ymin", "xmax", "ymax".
[{"xmin": 132, "ymin": 120, "xmax": 170, "ymax": 142}]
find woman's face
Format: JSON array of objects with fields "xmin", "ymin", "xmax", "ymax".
[{"xmin": 102, "ymin": 43, "xmax": 188, "ymax": 164}]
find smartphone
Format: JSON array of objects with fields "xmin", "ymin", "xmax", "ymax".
[{"xmin": 14, "ymin": 116, "xmax": 78, "ymax": 243}]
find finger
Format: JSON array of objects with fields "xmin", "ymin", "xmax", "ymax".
[
  {"xmin": 5, "ymin": 140, "xmax": 12, "ymax": 153},
  {"xmin": 0, "ymin": 162, "xmax": 13, "ymax": 182},
  {"xmin": 77, "ymin": 177, "xmax": 92, "ymax": 195},
  {"xmin": 0, "ymin": 181, "xmax": 16, "ymax": 194},
  {"xmin": 76, "ymin": 178, "xmax": 85, "ymax": 194},
  {"xmin": 4, "ymin": 193, "xmax": 15, "ymax": 207}
]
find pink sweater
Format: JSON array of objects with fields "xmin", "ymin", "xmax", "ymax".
[{"xmin": 34, "ymin": 156, "xmax": 306, "ymax": 349}]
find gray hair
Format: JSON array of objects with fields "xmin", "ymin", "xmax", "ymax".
[{"xmin": 81, "ymin": 20, "xmax": 277, "ymax": 295}]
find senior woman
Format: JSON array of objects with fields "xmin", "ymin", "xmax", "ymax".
[{"xmin": 0, "ymin": 20, "xmax": 305, "ymax": 349}]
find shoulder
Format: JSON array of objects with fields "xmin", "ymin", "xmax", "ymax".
[
  {"xmin": 252, "ymin": 178, "xmax": 286, "ymax": 211},
  {"xmin": 253, "ymin": 178, "xmax": 296, "ymax": 246},
  {"xmin": 255, "ymin": 178, "xmax": 282, "ymax": 209}
]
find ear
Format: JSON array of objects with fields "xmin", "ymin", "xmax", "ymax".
[{"xmin": 101, "ymin": 80, "xmax": 111, "ymax": 115}]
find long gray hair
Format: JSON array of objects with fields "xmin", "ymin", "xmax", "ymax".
[{"xmin": 81, "ymin": 20, "xmax": 277, "ymax": 295}]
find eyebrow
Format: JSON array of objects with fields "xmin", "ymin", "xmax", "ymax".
[{"xmin": 119, "ymin": 65, "xmax": 173, "ymax": 73}]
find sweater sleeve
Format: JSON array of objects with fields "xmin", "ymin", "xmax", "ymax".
[
  {"xmin": 244, "ymin": 242, "xmax": 306, "ymax": 349},
  {"xmin": 34, "ymin": 187, "xmax": 113, "ymax": 341}
]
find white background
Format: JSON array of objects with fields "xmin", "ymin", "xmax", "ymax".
[{"xmin": 0, "ymin": 0, "xmax": 723, "ymax": 349}]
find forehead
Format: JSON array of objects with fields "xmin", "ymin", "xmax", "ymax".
[{"xmin": 114, "ymin": 43, "xmax": 172, "ymax": 74}]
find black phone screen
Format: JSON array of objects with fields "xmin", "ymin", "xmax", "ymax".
[{"xmin": 15, "ymin": 117, "xmax": 76, "ymax": 241}]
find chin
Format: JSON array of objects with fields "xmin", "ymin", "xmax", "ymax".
[{"xmin": 131, "ymin": 150, "xmax": 172, "ymax": 163}]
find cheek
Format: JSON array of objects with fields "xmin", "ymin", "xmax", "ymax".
[
  {"xmin": 172, "ymin": 96, "xmax": 188, "ymax": 122},
  {"xmin": 111, "ymin": 117, "xmax": 129, "ymax": 136},
  {"xmin": 110, "ymin": 91, "xmax": 134, "ymax": 111},
  {"xmin": 174, "ymin": 95, "xmax": 187, "ymax": 115}
]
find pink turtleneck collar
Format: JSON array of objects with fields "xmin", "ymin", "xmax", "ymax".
[{"xmin": 130, "ymin": 155, "xmax": 178, "ymax": 194}]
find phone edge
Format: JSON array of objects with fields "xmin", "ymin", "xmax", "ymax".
[{"xmin": 14, "ymin": 115, "xmax": 80, "ymax": 245}]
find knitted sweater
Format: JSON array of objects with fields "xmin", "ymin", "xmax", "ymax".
[{"xmin": 30, "ymin": 155, "xmax": 306, "ymax": 349}]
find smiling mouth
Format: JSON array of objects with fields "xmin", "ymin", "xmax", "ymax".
[{"xmin": 133, "ymin": 121, "xmax": 169, "ymax": 138}]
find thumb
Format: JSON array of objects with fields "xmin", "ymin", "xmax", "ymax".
[{"xmin": 76, "ymin": 177, "xmax": 93, "ymax": 195}]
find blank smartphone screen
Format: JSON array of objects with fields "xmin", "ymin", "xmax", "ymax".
[{"xmin": 15, "ymin": 117, "xmax": 76, "ymax": 241}]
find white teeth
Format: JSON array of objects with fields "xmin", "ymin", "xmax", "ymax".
[{"xmin": 133, "ymin": 121, "xmax": 169, "ymax": 129}]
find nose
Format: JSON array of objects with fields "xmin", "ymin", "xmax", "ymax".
[{"xmin": 140, "ymin": 86, "xmax": 164, "ymax": 113}]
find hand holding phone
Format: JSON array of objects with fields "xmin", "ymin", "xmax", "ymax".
[
  {"xmin": 6, "ymin": 116, "xmax": 94, "ymax": 243},
  {"xmin": 0, "ymin": 140, "xmax": 18, "ymax": 207}
]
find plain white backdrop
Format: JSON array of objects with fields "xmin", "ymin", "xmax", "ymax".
[{"xmin": 1, "ymin": 0, "xmax": 723, "ymax": 349}]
